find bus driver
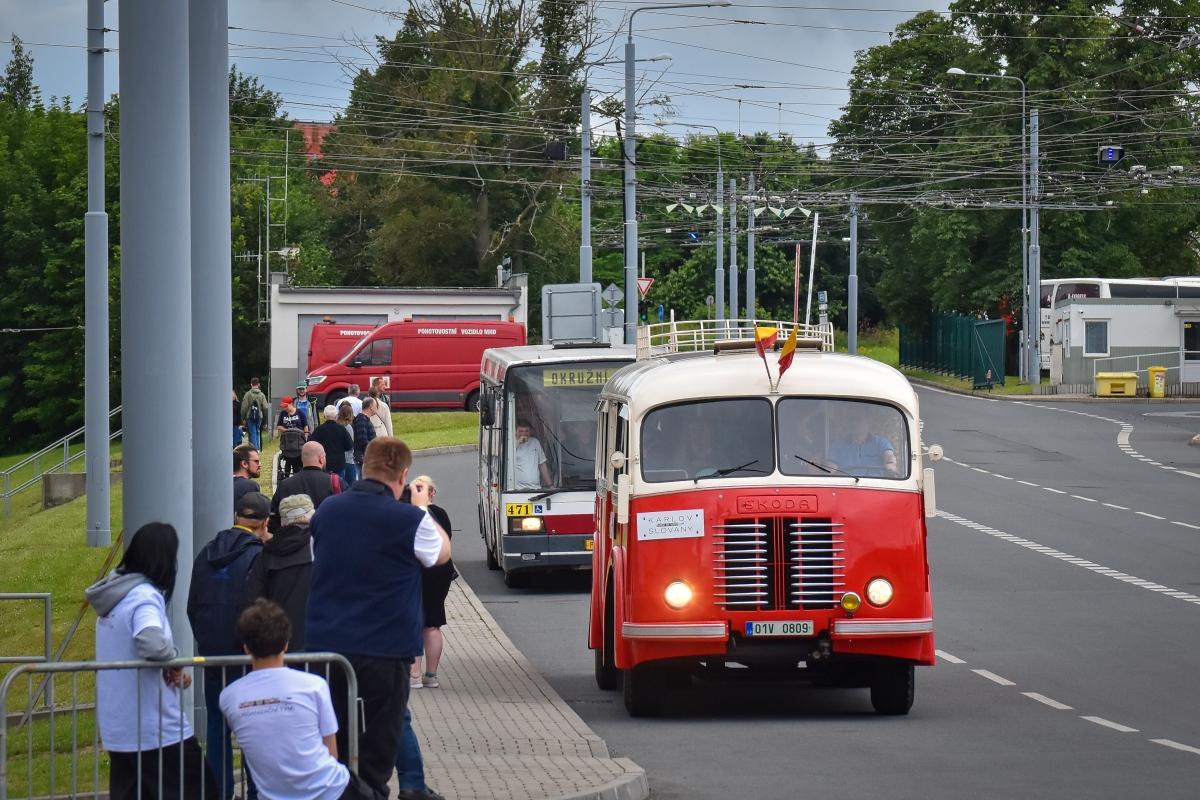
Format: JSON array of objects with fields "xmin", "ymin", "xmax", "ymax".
[
  {"xmin": 828, "ymin": 406, "xmax": 899, "ymax": 478},
  {"xmin": 514, "ymin": 419, "xmax": 553, "ymax": 489}
]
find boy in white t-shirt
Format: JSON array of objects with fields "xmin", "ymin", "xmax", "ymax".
[{"xmin": 220, "ymin": 600, "xmax": 381, "ymax": 800}]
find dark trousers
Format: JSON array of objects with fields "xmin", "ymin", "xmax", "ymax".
[
  {"xmin": 109, "ymin": 737, "xmax": 218, "ymax": 800},
  {"xmin": 340, "ymin": 772, "xmax": 386, "ymax": 800},
  {"xmin": 329, "ymin": 654, "xmax": 411, "ymax": 797}
]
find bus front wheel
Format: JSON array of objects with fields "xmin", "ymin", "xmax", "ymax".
[
  {"xmin": 623, "ymin": 665, "xmax": 668, "ymax": 717},
  {"xmin": 594, "ymin": 586, "xmax": 619, "ymax": 691},
  {"xmin": 870, "ymin": 662, "xmax": 914, "ymax": 716},
  {"xmin": 485, "ymin": 537, "xmax": 500, "ymax": 571}
]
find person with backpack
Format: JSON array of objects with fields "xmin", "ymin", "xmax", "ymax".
[
  {"xmin": 269, "ymin": 442, "xmax": 341, "ymax": 533},
  {"xmin": 243, "ymin": 496, "xmax": 316, "ymax": 651},
  {"xmin": 241, "ymin": 378, "xmax": 269, "ymax": 451},
  {"xmin": 276, "ymin": 396, "xmax": 309, "ymax": 483},
  {"xmin": 187, "ymin": 491, "xmax": 270, "ymax": 799}
]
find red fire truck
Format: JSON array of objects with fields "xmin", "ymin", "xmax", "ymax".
[{"xmin": 588, "ymin": 320, "xmax": 940, "ymax": 716}]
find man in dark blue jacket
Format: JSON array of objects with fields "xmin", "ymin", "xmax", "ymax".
[
  {"xmin": 306, "ymin": 437, "xmax": 450, "ymax": 798},
  {"xmin": 187, "ymin": 491, "xmax": 270, "ymax": 798}
]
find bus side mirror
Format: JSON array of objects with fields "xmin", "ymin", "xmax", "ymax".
[
  {"xmin": 926, "ymin": 444, "xmax": 944, "ymax": 462},
  {"xmin": 616, "ymin": 473, "xmax": 631, "ymax": 525},
  {"xmin": 610, "ymin": 451, "xmax": 626, "ymax": 470},
  {"xmin": 350, "ymin": 359, "xmax": 363, "ymax": 369},
  {"xmin": 923, "ymin": 467, "xmax": 937, "ymax": 518}
]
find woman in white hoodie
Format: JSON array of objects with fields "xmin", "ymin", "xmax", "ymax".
[{"xmin": 86, "ymin": 522, "xmax": 216, "ymax": 799}]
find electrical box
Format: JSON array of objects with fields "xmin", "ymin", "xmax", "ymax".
[{"xmin": 542, "ymin": 283, "xmax": 603, "ymax": 345}]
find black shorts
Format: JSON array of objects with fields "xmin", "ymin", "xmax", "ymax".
[{"xmin": 421, "ymin": 562, "xmax": 454, "ymax": 628}]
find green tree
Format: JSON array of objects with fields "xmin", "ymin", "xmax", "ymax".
[{"xmin": 0, "ymin": 34, "xmax": 36, "ymax": 109}]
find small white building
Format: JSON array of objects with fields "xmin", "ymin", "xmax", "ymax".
[
  {"xmin": 1050, "ymin": 297, "xmax": 1200, "ymax": 389},
  {"xmin": 268, "ymin": 278, "xmax": 528, "ymax": 404}
]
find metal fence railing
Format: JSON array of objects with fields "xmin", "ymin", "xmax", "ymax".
[
  {"xmin": 636, "ymin": 318, "xmax": 836, "ymax": 360},
  {"xmin": 1, "ymin": 407, "xmax": 122, "ymax": 517},
  {"xmin": 899, "ymin": 315, "xmax": 1006, "ymax": 388},
  {"xmin": 0, "ymin": 594, "xmax": 54, "ymax": 713},
  {"xmin": 1, "ymin": 653, "xmax": 357, "ymax": 799},
  {"xmin": 1090, "ymin": 350, "xmax": 1182, "ymax": 382}
]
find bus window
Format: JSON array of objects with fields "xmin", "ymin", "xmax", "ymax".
[
  {"xmin": 640, "ymin": 399, "xmax": 774, "ymax": 483},
  {"xmin": 1055, "ymin": 282, "xmax": 1101, "ymax": 305},
  {"xmin": 504, "ymin": 363, "xmax": 627, "ymax": 492},
  {"xmin": 779, "ymin": 398, "xmax": 910, "ymax": 479}
]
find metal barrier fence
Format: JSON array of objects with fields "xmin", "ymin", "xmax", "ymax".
[
  {"xmin": 636, "ymin": 318, "xmax": 836, "ymax": 360},
  {"xmin": 1, "ymin": 653, "xmax": 357, "ymax": 799},
  {"xmin": 0, "ymin": 595, "xmax": 53, "ymax": 714},
  {"xmin": 900, "ymin": 315, "xmax": 1006, "ymax": 388}
]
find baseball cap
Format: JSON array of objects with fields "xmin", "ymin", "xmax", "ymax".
[
  {"xmin": 281, "ymin": 395, "xmax": 294, "ymax": 406},
  {"xmin": 236, "ymin": 491, "xmax": 271, "ymax": 522},
  {"xmin": 278, "ymin": 493, "xmax": 315, "ymax": 526}
]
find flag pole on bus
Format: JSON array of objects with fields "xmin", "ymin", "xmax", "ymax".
[{"xmin": 755, "ymin": 325, "xmax": 777, "ymax": 387}]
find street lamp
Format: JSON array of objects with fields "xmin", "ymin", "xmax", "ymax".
[
  {"xmin": 656, "ymin": 119, "xmax": 725, "ymax": 320},
  {"xmin": 947, "ymin": 66, "xmax": 1031, "ymax": 382},
  {"xmin": 624, "ymin": 1, "xmax": 732, "ymax": 343},
  {"xmin": 580, "ymin": 54, "xmax": 671, "ymax": 285}
]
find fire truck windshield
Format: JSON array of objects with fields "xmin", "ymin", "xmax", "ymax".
[
  {"xmin": 504, "ymin": 362, "xmax": 627, "ymax": 492},
  {"xmin": 778, "ymin": 398, "xmax": 910, "ymax": 479},
  {"xmin": 640, "ymin": 399, "xmax": 775, "ymax": 483}
]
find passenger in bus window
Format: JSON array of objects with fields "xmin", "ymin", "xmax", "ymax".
[
  {"xmin": 514, "ymin": 419, "xmax": 552, "ymax": 489},
  {"xmin": 828, "ymin": 405, "xmax": 898, "ymax": 478}
]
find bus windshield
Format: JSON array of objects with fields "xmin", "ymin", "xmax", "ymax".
[
  {"xmin": 640, "ymin": 399, "xmax": 775, "ymax": 483},
  {"xmin": 505, "ymin": 362, "xmax": 628, "ymax": 492},
  {"xmin": 778, "ymin": 398, "xmax": 910, "ymax": 479}
]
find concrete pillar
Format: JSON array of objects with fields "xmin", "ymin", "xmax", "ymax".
[{"xmin": 119, "ymin": 0, "xmax": 194, "ymax": 654}]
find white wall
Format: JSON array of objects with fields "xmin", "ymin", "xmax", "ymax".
[{"xmin": 1061, "ymin": 302, "xmax": 1178, "ymax": 351}]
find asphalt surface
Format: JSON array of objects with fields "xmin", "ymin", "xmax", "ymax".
[{"xmin": 413, "ymin": 389, "xmax": 1200, "ymax": 799}]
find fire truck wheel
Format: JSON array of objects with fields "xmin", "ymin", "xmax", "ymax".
[
  {"xmin": 464, "ymin": 389, "xmax": 480, "ymax": 411},
  {"xmin": 623, "ymin": 665, "xmax": 668, "ymax": 717},
  {"xmin": 870, "ymin": 662, "xmax": 914, "ymax": 715}
]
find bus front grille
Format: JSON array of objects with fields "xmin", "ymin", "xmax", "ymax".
[{"xmin": 713, "ymin": 517, "xmax": 844, "ymax": 611}]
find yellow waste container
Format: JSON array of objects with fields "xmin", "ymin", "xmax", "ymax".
[
  {"xmin": 1148, "ymin": 366, "xmax": 1168, "ymax": 398},
  {"xmin": 1095, "ymin": 372, "xmax": 1138, "ymax": 397}
]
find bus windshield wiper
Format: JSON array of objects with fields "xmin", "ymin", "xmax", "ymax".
[
  {"xmin": 694, "ymin": 459, "xmax": 763, "ymax": 483},
  {"xmin": 794, "ymin": 453, "xmax": 859, "ymax": 484}
]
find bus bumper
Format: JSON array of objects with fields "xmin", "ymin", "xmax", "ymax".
[{"xmin": 501, "ymin": 533, "xmax": 594, "ymax": 573}]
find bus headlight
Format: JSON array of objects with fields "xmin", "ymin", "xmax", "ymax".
[
  {"xmin": 664, "ymin": 581, "xmax": 693, "ymax": 610},
  {"xmin": 866, "ymin": 578, "xmax": 894, "ymax": 607},
  {"xmin": 840, "ymin": 592, "xmax": 862, "ymax": 614},
  {"xmin": 514, "ymin": 517, "xmax": 544, "ymax": 532}
]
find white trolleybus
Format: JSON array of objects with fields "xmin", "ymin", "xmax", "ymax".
[{"xmin": 478, "ymin": 342, "xmax": 636, "ymax": 586}]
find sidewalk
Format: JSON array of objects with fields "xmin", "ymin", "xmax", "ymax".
[{"xmin": 392, "ymin": 578, "xmax": 648, "ymax": 800}]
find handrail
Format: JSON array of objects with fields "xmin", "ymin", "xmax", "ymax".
[
  {"xmin": 0, "ymin": 406, "xmax": 122, "ymax": 516},
  {"xmin": 1090, "ymin": 350, "xmax": 1181, "ymax": 379},
  {"xmin": 636, "ymin": 318, "xmax": 835, "ymax": 360}
]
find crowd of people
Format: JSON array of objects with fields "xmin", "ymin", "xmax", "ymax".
[{"xmin": 88, "ymin": 405, "xmax": 457, "ymax": 800}]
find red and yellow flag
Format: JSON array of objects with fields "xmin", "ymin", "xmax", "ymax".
[
  {"xmin": 754, "ymin": 326, "xmax": 778, "ymax": 359},
  {"xmin": 777, "ymin": 326, "xmax": 799, "ymax": 378}
]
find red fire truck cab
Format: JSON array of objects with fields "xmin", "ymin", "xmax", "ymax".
[{"xmin": 589, "ymin": 321, "xmax": 940, "ymax": 717}]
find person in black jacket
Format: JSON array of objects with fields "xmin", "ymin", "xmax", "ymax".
[
  {"xmin": 187, "ymin": 491, "xmax": 270, "ymax": 798},
  {"xmin": 401, "ymin": 476, "xmax": 455, "ymax": 691},
  {"xmin": 269, "ymin": 442, "xmax": 342, "ymax": 532},
  {"xmin": 242, "ymin": 495, "xmax": 315, "ymax": 651},
  {"xmin": 310, "ymin": 404, "xmax": 353, "ymax": 476},
  {"xmin": 352, "ymin": 398, "xmax": 378, "ymax": 468}
]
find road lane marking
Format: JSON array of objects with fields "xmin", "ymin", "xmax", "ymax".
[
  {"xmin": 1102, "ymin": 503, "xmax": 1129, "ymax": 510},
  {"xmin": 1023, "ymin": 692, "xmax": 1073, "ymax": 710},
  {"xmin": 1071, "ymin": 495, "xmax": 1097, "ymax": 502},
  {"xmin": 1171, "ymin": 521, "xmax": 1200, "ymax": 530},
  {"xmin": 1045, "ymin": 487, "xmax": 1067, "ymax": 494},
  {"xmin": 1150, "ymin": 739, "xmax": 1200, "ymax": 756},
  {"xmin": 972, "ymin": 669, "xmax": 1015, "ymax": 686},
  {"xmin": 936, "ymin": 510, "xmax": 1200, "ymax": 607},
  {"xmin": 1017, "ymin": 480, "xmax": 1039, "ymax": 487},
  {"xmin": 935, "ymin": 650, "xmax": 966, "ymax": 664},
  {"xmin": 1136, "ymin": 511, "xmax": 1166, "ymax": 520},
  {"xmin": 1081, "ymin": 716, "xmax": 1138, "ymax": 733},
  {"xmin": 993, "ymin": 474, "xmax": 1013, "ymax": 480}
]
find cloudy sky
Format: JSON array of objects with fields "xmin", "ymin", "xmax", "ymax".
[{"xmin": 2, "ymin": 1, "xmax": 952, "ymax": 145}]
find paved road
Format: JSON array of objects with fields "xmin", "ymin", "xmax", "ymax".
[{"xmin": 414, "ymin": 389, "xmax": 1200, "ymax": 799}]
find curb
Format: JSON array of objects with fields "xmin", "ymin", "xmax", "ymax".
[
  {"xmin": 454, "ymin": 566, "xmax": 650, "ymax": 800},
  {"xmin": 907, "ymin": 377, "xmax": 1200, "ymax": 404}
]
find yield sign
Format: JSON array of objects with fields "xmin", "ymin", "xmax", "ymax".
[{"xmin": 636, "ymin": 277, "xmax": 655, "ymax": 299}]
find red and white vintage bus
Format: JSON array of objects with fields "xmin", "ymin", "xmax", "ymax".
[{"xmin": 589, "ymin": 321, "xmax": 940, "ymax": 716}]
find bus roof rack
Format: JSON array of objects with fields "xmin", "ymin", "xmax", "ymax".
[{"xmin": 636, "ymin": 319, "xmax": 835, "ymax": 360}]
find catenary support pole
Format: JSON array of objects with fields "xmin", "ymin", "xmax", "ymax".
[
  {"xmin": 85, "ymin": 0, "xmax": 110, "ymax": 548},
  {"xmin": 622, "ymin": 39, "xmax": 638, "ymax": 344},
  {"xmin": 119, "ymin": 0, "xmax": 194, "ymax": 654},
  {"xmin": 1028, "ymin": 107, "xmax": 1041, "ymax": 386},
  {"xmin": 746, "ymin": 173, "xmax": 756, "ymax": 320},
  {"xmin": 715, "ymin": 162, "xmax": 725, "ymax": 321},
  {"xmin": 579, "ymin": 84, "xmax": 593, "ymax": 284},
  {"xmin": 190, "ymin": 0, "xmax": 232, "ymax": 560},
  {"xmin": 729, "ymin": 178, "xmax": 738, "ymax": 321},
  {"xmin": 848, "ymin": 193, "xmax": 859, "ymax": 354}
]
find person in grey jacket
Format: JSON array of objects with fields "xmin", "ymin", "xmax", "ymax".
[{"xmin": 86, "ymin": 522, "xmax": 217, "ymax": 799}]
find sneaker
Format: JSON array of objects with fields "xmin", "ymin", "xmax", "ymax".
[
  {"xmin": 410, "ymin": 674, "xmax": 423, "ymax": 689},
  {"xmin": 397, "ymin": 789, "xmax": 446, "ymax": 800},
  {"xmin": 421, "ymin": 672, "xmax": 440, "ymax": 689}
]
